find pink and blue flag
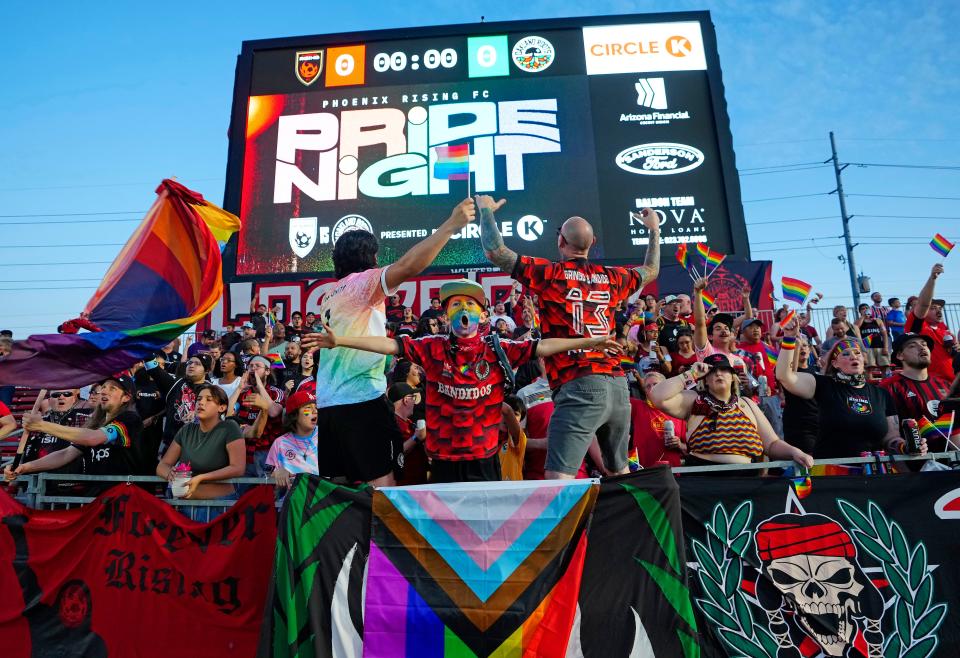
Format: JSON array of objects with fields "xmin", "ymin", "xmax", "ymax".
[
  {"xmin": 433, "ymin": 144, "xmax": 470, "ymax": 181},
  {"xmin": 0, "ymin": 180, "xmax": 240, "ymax": 388}
]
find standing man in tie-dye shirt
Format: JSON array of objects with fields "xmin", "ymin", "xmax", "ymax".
[{"xmin": 303, "ymin": 199, "xmax": 476, "ymax": 486}]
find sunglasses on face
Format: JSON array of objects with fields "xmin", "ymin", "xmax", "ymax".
[{"xmin": 50, "ymin": 392, "xmax": 75, "ymax": 399}]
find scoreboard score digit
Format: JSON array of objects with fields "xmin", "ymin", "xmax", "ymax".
[{"xmin": 225, "ymin": 12, "xmax": 747, "ymax": 280}]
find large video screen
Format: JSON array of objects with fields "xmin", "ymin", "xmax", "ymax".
[{"xmin": 224, "ymin": 12, "xmax": 748, "ymax": 279}]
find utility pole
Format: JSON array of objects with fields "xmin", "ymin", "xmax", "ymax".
[{"xmin": 830, "ymin": 131, "xmax": 860, "ymax": 308}]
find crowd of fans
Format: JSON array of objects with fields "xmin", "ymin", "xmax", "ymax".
[{"xmin": 2, "ymin": 198, "xmax": 958, "ymax": 516}]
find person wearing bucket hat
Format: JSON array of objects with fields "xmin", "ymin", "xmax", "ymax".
[
  {"xmin": 297, "ymin": 198, "xmax": 476, "ymax": 487},
  {"xmin": 650, "ymin": 355, "xmax": 813, "ymax": 472},
  {"xmin": 477, "ymin": 194, "xmax": 661, "ymax": 480},
  {"xmin": 5, "ymin": 373, "xmax": 147, "ymax": 488},
  {"xmin": 310, "ymin": 278, "xmax": 624, "ymax": 483},
  {"xmin": 880, "ymin": 333, "xmax": 953, "ymax": 449},
  {"xmin": 776, "ymin": 317, "xmax": 920, "ymax": 459},
  {"xmin": 266, "ymin": 390, "xmax": 319, "ymax": 488}
]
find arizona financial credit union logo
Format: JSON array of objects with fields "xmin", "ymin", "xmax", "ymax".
[
  {"xmin": 622, "ymin": 78, "xmax": 691, "ymax": 125},
  {"xmin": 512, "ymin": 36, "xmax": 555, "ymax": 72},
  {"xmin": 296, "ymin": 50, "xmax": 324, "ymax": 86},
  {"xmin": 616, "ymin": 142, "xmax": 704, "ymax": 175}
]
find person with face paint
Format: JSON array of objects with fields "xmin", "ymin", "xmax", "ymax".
[
  {"xmin": 777, "ymin": 319, "xmax": 920, "ymax": 459},
  {"xmin": 311, "ymin": 279, "xmax": 623, "ymax": 483},
  {"xmin": 267, "ymin": 390, "xmax": 319, "ymax": 488}
]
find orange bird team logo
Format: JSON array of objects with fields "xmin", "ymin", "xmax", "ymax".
[{"xmin": 295, "ymin": 50, "xmax": 323, "ymax": 86}]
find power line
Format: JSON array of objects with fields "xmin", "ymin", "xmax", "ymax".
[
  {"xmin": 846, "ymin": 162, "xmax": 960, "ymax": 171},
  {"xmin": 846, "ymin": 194, "xmax": 960, "ymax": 201},
  {"xmin": 747, "ymin": 215, "xmax": 835, "ymax": 226},
  {"xmin": 737, "ymin": 138, "xmax": 826, "ymax": 147},
  {"xmin": 740, "ymin": 165, "xmax": 831, "ymax": 177},
  {"xmin": 0, "ymin": 243, "xmax": 125, "ymax": 249},
  {"xmin": 742, "ymin": 192, "xmax": 830, "ymax": 203},
  {"xmin": 0, "ymin": 211, "xmax": 144, "ymax": 218},
  {"xmin": 739, "ymin": 161, "xmax": 827, "ymax": 172},
  {"xmin": 0, "ymin": 217, "xmax": 141, "ymax": 226},
  {"xmin": 0, "ymin": 261, "xmax": 113, "ymax": 266},
  {"xmin": 0, "ymin": 286, "xmax": 98, "ymax": 291},
  {"xmin": 856, "ymin": 214, "xmax": 960, "ymax": 220},
  {"xmin": 0, "ymin": 177, "xmax": 223, "ymax": 192}
]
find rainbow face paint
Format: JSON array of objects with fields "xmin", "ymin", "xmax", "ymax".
[{"xmin": 447, "ymin": 305, "xmax": 482, "ymax": 338}]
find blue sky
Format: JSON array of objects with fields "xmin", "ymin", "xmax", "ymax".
[{"xmin": 2, "ymin": 0, "xmax": 958, "ymax": 335}]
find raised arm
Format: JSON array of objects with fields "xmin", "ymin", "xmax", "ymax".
[
  {"xmin": 477, "ymin": 195, "xmax": 519, "ymax": 274},
  {"xmin": 649, "ymin": 362, "xmax": 708, "ymax": 419},
  {"xmin": 913, "ymin": 263, "xmax": 944, "ymax": 321},
  {"xmin": 775, "ymin": 325, "xmax": 817, "ymax": 399},
  {"xmin": 732, "ymin": 285, "xmax": 753, "ymax": 332},
  {"xmin": 629, "ymin": 208, "xmax": 660, "ymax": 286},
  {"xmin": 21, "ymin": 412, "xmax": 111, "ymax": 447},
  {"xmin": 536, "ymin": 334, "xmax": 623, "ymax": 357},
  {"xmin": 384, "ymin": 199, "xmax": 476, "ymax": 291},
  {"xmin": 692, "ymin": 276, "xmax": 708, "ymax": 349},
  {"xmin": 303, "ymin": 321, "xmax": 400, "ymax": 356}
]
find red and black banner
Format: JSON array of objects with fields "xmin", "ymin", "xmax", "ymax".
[
  {"xmin": 680, "ymin": 472, "xmax": 960, "ymax": 657},
  {"xmin": 0, "ymin": 485, "xmax": 276, "ymax": 657}
]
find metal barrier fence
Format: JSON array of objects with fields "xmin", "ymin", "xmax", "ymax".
[
  {"xmin": 806, "ymin": 303, "xmax": 960, "ymax": 342},
  {"xmin": 5, "ymin": 452, "xmax": 958, "ymax": 518}
]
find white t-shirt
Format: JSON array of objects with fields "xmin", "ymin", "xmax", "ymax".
[{"xmin": 314, "ymin": 266, "xmax": 397, "ymax": 408}]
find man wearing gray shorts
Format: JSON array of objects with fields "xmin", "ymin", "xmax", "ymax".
[{"xmin": 477, "ymin": 194, "xmax": 661, "ymax": 478}]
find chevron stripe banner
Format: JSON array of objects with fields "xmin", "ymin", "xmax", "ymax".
[{"xmin": 259, "ymin": 468, "xmax": 700, "ymax": 658}]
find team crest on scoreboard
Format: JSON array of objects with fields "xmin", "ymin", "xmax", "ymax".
[
  {"xmin": 289, "ymin": 217, "xmax": 318, "ymax": 258},
  {"xmin": 512, "ymin": 36, "xmax": 555, "ymax": 72},
  {"xmin": 295, "ymin": 50, "xmax": 324, "ymax": 86}
]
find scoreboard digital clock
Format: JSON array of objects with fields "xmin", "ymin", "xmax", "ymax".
[{"xmin": 223, "ymin": 12, "xmax": 748, "ymax": 279}]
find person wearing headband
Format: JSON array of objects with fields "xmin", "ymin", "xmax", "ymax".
[{"xmin": 776, "ymin": 319, "xmax": 920, "ymax": 459}]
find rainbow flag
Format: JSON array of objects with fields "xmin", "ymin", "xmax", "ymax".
[
  {"xmin": 919, "ymin": 414, "xmax": 952, "ymax": 439},
  {"xmin": 700, "ymin": 290, "xmax": 716, "ymax": 312},
  {"xmin": 627, "ymin": 447, "xmax": 641, "ymax": 472},
  {"xmin": 764, "ymin": 343, "xmax": 779, "ymax": 368},
  {"xmin": 696, "ymin": 243, "xmax": 724, "ymax": 274},
  {"xmin": 675, "ymin": 243, "xmax": 691, "ymax": 271},
  {"xmin": 265, "ymin": 353, "xmax": 285, "ymax": 369},
  {"xmin": 433, "ymin": 144, "xmax": 470, "ymax": 180},
  {"xmin": 781, "ymin": 277, "xmax": 812, "ymax": 305},
  {"xmin": 792, "ymin": 476, "xmax": 812, "ymax": 499},
  {"xmin": 930, "ymin": 233, "xmax": 954, "ymax": 258},
  {"xmin": 0, "ymin": 180, "xmax": 240, "ymax": 388},
  {"xmin": 779, "ymin": 309, "xmax": 797, "ymax": 328},
  {"xmin": 619, "ymin": 355, "xmax": 636, "ymax": 371}
]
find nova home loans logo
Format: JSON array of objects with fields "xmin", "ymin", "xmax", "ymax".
[{"xmin": 615, "ymin": 143, "xmax": 704, "ymax": 175}]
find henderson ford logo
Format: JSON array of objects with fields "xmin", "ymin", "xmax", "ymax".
[{"xmin": 615, "ymin": 142, "xmax": 705, "ymax": 175}]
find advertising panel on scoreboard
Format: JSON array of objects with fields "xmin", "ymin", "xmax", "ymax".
[{"xmin": 223, "ymin": 12, "xmax": 747, "ymax": 279}]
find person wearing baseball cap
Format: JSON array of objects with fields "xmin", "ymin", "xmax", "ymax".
[
  {"xmin": 777, "ymin": 318, "xmax": 922, "ymax": 459},
  {"xmin": 880, "ymin": 333, "xmax": 952, "ymax": 450},
  {"xmin": 309, "ymin": 277, "xmax": 625, "ymax": 483},
  {"xmin": 187, "ymin": 329, "xmax": 220, "ymax": 358},
  {"xmin": 649, "ymin": 353, "xmax": 813, "ymax": 472},
  {"xmin": 5, "ymin": 373, "xmax": 146, "ymax": 488},
  {"xmin": 388, "ymin": 382, "xmax": 428, "ymax": 485},
  {"xmin": 266, "ymin": 390, "xmax": 319, "ymax": 488}
]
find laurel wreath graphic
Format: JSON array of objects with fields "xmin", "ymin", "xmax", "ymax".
[
  {"xmin": 691, "ymin": 498, "xmax": 947, "ymax": 658},
  {"xmin": 837, "ymin": 499, "xmax": 947, "ymax": 658}
]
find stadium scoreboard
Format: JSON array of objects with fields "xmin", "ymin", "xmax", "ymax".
[{"xmin": 224, "ymin": 12, "xmax": 748, "ymax": 279}]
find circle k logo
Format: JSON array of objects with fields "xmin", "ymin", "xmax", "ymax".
[{"xmin": 666, "ymin": 36, "xmax": 692, "ymax": 57}]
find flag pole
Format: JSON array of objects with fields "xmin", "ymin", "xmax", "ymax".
[
  {"xmin": 945, "ymin": 411, "xmax": 959, "ymax": 452},
  {"xmin": 467, "ymin": 155, "xmax": 471, "ymax": 199}
]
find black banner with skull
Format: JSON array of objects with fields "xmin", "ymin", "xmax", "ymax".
[{"xmin": 679, "ymin": 472, "xmax": 960, "ymax": 658}]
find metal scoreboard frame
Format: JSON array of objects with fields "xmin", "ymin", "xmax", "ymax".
[{"xmin": 221, "ymin": 11, "xmax": 748, "ymax": 282}]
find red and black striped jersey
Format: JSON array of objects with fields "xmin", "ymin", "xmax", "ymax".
[
  {"xmin": 513, "ymin": 255, "xmax": 642, "ymax": 388},
  {"xmin": 879, "ymin": 371, "xmax": 950, "ymax": 424},
  {"xmin": 397, "ymin": 334, "xmax": 537, "ymax": 461}
]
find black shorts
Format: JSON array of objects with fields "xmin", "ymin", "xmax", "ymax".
[
  {"xmin": 316, "ymin": 395, "xmax": 404, "ymax": 482},
  {"xmin": 430, "ymin": 454, "xmax": 502, "ymax": 484}
]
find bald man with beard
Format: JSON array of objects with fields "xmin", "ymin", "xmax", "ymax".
[{"xmin": 477, "ymin": 195, "xmax": 660, "ymax": 479}]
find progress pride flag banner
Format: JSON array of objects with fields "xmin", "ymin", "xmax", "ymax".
[{"xmin": 0, "ymin": 484, "xmax": 276, "ymax": 657}]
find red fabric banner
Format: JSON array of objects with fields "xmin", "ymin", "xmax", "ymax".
[{"xmin": 0, "ymin": 484, "xmax": 276, "ymax": 657}]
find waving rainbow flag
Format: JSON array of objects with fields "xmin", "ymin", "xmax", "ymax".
[
  {"xmin": 781, "ymin": 277, "xmax": 813, "ymax": 306},
  {"xmin": 696, "ymin": 243, "xmax": 725, "ymax": 275},
  {"xmin": 675, "ymin": 243, "xmax": 690, "ymax": 270},
  {"xmin": 930, "ymin": 233, "xmax": 954, "ymax": 258},
  {"xmin": 700, "ymin": 290, "xmax": 716, "ymax": 312},
  {"xmin": 0, "ymin": 180, "xmax": 240, "ymax": 388},
  {"xmin": 265, "ymin": 353, "xmax": 286, "ymax": 369},
  {"xmin": 433, "ymin": 144, "xmax": 470, "ymax": 181},
  {"xmin": 919, "ymin": 414, "xmax": 953, "ymax": 439},
  {"xmin": 764, "ymin": 343, "xmax": 779, "ymax": 368}
]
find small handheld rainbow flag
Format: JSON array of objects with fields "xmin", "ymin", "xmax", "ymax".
[
  {"xmin": 764, "ymin": 343, "xmax": 778, "ymax": 368},
  {"xmin": 781, "ymin": 277, "xmax": 813, "ymax": 306},
  {"xmin": 779, "ymin": 309, "xmax": 797, "ymax": 328},
  {"xmin": 792, "ymin": 475, "xmax": 812, "ymax": 499},
  {"xmin": 919, "ymin": 414, "xmax": 953, "ymax": 439},
  {"xmin": 433, "ymin": 144, "xmax": 470, "ymax": 181},
  {"xmin": 264, "ymin": 353, "xmax": 285, "ymax": 369},
  {"xmin": 930, "ymin": 233, "xmax": 954, "ymax": 258},
  {"xmin": 701, "ymin": 290, "xmax": 716, "ymax": 312},
  {"xmin": 696, "ymin": 243, "xmax": 725, "ymax": 276},
  {"xmin": 627, "ymin": 446, "xmax": 641, "ymax": 472},
  {"xmin": 675, "ymin": 243, "xmax": 691, "ymax": 271}
]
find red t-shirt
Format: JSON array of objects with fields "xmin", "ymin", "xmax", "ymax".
[
  {"xmin": 236, "ymin": 385, "xmax": 285, "ymax": 461},
  {"xmin": 669, "ymin": 351, "xmax": 699, "ymax": 374},
  {"xmin": 512, "ymin": 256, "xmax": 642, "ymax": 388},
  {"xmin": 397, "ymin": 334, "xmax": 537, "ymax": 461},
  {"xmin": 0, "ymin": 401, "xmax": 10, "ymax": 417},
  {"xmin": 905, "ymin": 314, "xmax": 955, "ymax": 382},
  {"xmin": 737, "ymin": 341, "xmax": 777, "ymax": 394},
  {"xmin": 879, "ymin": 372, "xmax": 951, "ymax": 424},
  {"xmin": 522, "ymin": 400, "xmax": 553, "ymax": 480},
  {"xmin": 629, "ymin": 399, "xmax": 687, "ymax": 468}
]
